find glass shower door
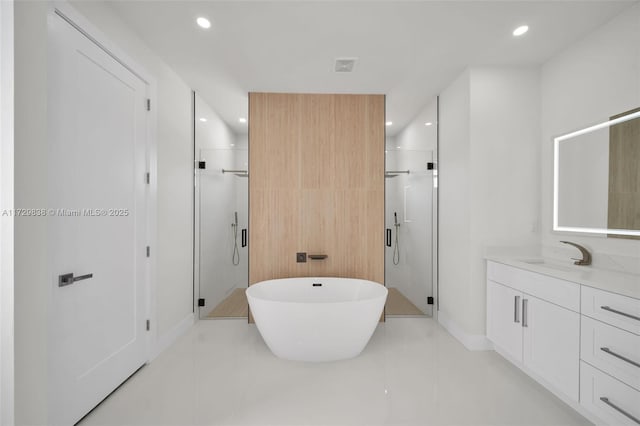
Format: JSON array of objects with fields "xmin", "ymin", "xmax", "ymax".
[
  {"xmin": 385, "ymin": 148, "xmax": 436, "ymax": 317},
  {"xmin": 194, "ymin": 93, "xmax": 248, "ymax": 319}
]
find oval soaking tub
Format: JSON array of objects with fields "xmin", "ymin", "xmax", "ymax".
[{"xmin": 246, "ymin": 277, "xmax": 387, "ymax": 362}]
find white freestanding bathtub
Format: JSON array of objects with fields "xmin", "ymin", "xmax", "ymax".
[{"xmin": 246, "ymin": 277, "xmax": 388, "ymax": 362}]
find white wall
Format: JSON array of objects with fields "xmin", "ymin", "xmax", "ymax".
[
  {"xmin": 385, "ymin": 99, "xmax": 437, "ymax": 314},
  {"xmin": 0, "ymin": 1, "xmax": 14, "ymax": 424},
  {"xmin": 195, "ymin": 95, "xmax": 248, "ymax": 316},
  {"xmin": 439, "ymin": 67, "xmax": 540, "ymax": 341},
  {"xmin": 438, "ymin": 70, "xmax": 472, "ymax": 335},
  {"xmin": 14, "ymin": 2, "xmax": 49, "ymax": 423},
  {"xmin": 14, "ymin": 1, "xmax": 194, "ymax": 422},
  {"xmin": 540, "ymin": 2, "xmax": 640, "ymax": 272}
]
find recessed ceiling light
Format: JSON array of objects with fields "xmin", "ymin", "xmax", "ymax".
[
  {"xmin": 425, "ymin": 122, "xmax": 433, "ymax": 126},
  {"xmin": 238, "ymin": 117, "xmax": 247, "ymax": 123},
  {"xmin": 230, "ymin": 144, "xmax": 235, "ymax": 147},
  {"xmin": 196, "ymin": 17, "xmax": 211, "ymax": 29},
  {"xmin": 386, "ymin": 121, "xmax": 393, "ymax": 126},
  {"xmin": 513, "ymin": 25, "xmax": 529, "ymax": 36},
  {"xmin": 199, "ymin": 118, "xmax": 207, "ymax": 122},
  {"xmin": 396, "ymin": 146, "xmax": 401, "ymax": 149}
]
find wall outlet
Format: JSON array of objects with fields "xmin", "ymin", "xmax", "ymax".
[{"xmin": 296, "ymin": 252, "xmax": 307, "ymax": 263}]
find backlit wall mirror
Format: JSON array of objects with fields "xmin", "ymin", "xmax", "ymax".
[{"xmin": 554, "ymin": 107, "xmax": 640, "ymax": 238}]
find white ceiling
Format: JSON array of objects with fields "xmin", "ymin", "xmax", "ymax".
[{"xmin": 109, "ymin": 1, "xmax": 636, "ymax": 135}]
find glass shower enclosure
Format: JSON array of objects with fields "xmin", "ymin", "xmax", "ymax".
[
  {"xmin": 194, "ymin": 93, "xmax": 248, "ymax": 319},
  {"xmin": 384, "ymin": 100, "xmax": 438, "ymax": 317}
]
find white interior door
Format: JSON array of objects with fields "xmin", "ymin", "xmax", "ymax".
[{"xmin": 48, "ymin": 12, "xmax": 149, "ymax": 425}]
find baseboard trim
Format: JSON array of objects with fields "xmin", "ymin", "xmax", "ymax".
[
  {"xmin": 437, "ymin": 310, "xmax": 493, "ymax": 351},
  {"xmin": 150, "ymin": 313, "xmax": 194, "ymax": 360}
]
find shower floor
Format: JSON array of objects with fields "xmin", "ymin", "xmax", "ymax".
[
  {"xmin": 386, "ymin": 287, "xmax": 425, "ymax": 316},
  {"xmin": 205, "ymin": 286, "xmax": 423, "ymax": 318},
  {"xmin": 206, "ymin": 288, "xmax": 248, "ymax": 319}
]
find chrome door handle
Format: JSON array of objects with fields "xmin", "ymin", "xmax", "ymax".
[
  {"xmin": 58, "ymin": 272, "xmax": 94, "ymax": 287},
  {"xmin": 601, "ymin": 306, "xmax": 640, "ymax": 322},
  {"xmin": 600, "ymin": 347, "xmax": 640, "ymax": 369},
  {"xmin": 514, "ymin": 295, "xmax": 520, "ymax": 323},
  {"xmin": 600, "ymin": 397, "xmax": 640, "ymax": 424},
  {"xmin": 522, "ymin": 299, "xmax": 528, "ymax": 328}
]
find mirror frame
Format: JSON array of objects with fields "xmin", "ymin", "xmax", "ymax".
[{"xmin": 553, "ymin": 109, "xmax": 640, "ymax": 237}]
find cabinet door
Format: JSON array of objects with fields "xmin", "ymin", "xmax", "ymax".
[
  {"xmin": 487, "ymin": 280, "xmax": 523, "ymax": 362},
  {"xmin": 523, "ymin": 295, "xmax": 580, "ymax": 401}
]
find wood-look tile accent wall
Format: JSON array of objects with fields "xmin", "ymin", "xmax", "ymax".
[
  {"xmin": 249, "ymin": 92, "xmax": 385, "ymax": 297},
  {"xmin": 608, "ymin": 107, "xmax": 640, "ymax": 239}
]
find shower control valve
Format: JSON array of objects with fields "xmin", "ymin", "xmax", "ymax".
[{"xmin": 296, "ymin": 252, "xmax": 307, "ymax": 263}]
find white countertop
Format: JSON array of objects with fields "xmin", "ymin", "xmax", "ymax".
[{"xmin": 486, "ymin": 256, "xmax": 640, "ymax": 300}]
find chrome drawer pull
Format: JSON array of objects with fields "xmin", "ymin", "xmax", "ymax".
[
  {"xmin": 600, "ymin": 347, "xmax": 640, "ymax": 369},
  {"xmin": 600, "ymin": 397, "xmax": 640, "ymax": 424},
  {"xmin": 514, "ymin": 296, "xmax": 520, "ymax": 323},
  {"xmin": 601, "ymin": 306, "xmax": 640, "ymax": 322},
  {"xmin": 522, "ymin": 298, "xmax": 528, "ymax": 328}
]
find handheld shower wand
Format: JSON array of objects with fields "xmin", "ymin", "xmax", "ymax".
[
  {"xmin": 231, "ymin": 212, "xmax": 240, "ymax": 266},
  {"xmin": 393, "ymin": 212, "xmax": 400, "ymax": 265}
]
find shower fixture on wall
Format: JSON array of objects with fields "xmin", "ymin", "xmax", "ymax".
[
  {"xmin": 222, "ymin": 168, "xmax": 249, "ymax": 177},
  {"xmin": 393, "ymin": 212, "xmax": 401, "ymax": 265},
  {"xmin": 231, "ymin": 211, "xmax": 240, "ymax": 266},
  {"xmin": 385, "ymin": 170, "xmax": 410, "ymax": 178}
]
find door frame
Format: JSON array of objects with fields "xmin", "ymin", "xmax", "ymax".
[
  {"xmin": 50, "ymin": 0, "xmax": 158, "ymax": 359},
  {"xmin": 0, "ymin": 1, "xmax": 15, "ymax": 424}
]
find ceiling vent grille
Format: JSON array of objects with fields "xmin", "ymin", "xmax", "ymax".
[{"xmin": 334, "ymin": 58, "xmax": 357, "ymax": 73}]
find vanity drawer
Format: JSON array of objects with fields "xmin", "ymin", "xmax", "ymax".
[
  {"xmin": 582, "ymin": 286, "xmax": 640, "ymax": 335},
  {"xmin": 580, "ymin": 361, "xmax": 640, "ymax": 426},
  {"xmin": 581, "ymin": 316, "xmax": 640, "ymax": 391},
  {"xmin": 487, "ymin": 261, "xmax": 579, "ymax": 311}
]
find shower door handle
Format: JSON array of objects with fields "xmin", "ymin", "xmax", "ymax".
[
  {"xmin": 241, "ymin": 229, "xmax": 247, "ymax": 247},
  {"xmin": 386, "ymin": 229, "xmax": 392, "ymax": 247}
]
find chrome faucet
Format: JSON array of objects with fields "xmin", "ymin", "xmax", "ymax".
[{"xmin": 560, "ymin": 241, "xmax": 592, "ymax": 266}]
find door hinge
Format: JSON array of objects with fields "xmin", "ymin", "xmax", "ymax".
[
  {"xmin": 146, "ymin": 98, "xmax": 151, "ymax": 111},
  {"xmin": 197, "ymin": 161, "xmax": 206, "ymax": 170},
  {"xmin": 198, "ymin": 298, "xmax": 205, "ymax": 307},
  {"xmin": 146, "ymin": 246, "xmax": 150, "ymax": 257},
  {"xmin": 427, "ymin": 296, "xmax": 434, "ymax": 305},
  {"xmin": 145, "ymin": 172, "xmax": 150, "ymax": 184},
  {"xmin": 146, "ymin": 319, "xmax": 150, "ymax": 331}
]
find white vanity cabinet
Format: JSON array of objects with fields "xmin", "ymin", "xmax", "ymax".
[
  {"xmin": 486, "ymin": 261, "xmax": 581, "ymax": 401},
  {"xmin": 487, "ymin": 259, "xmax": 640, "ymax": 425},
  {"xmin": 522, "ymin": 294, "xmax": 580, "ymax": 399},
  {"xmin": 487, "ymin": 280, "xmax": 522, "ymax": 361},
  {"xmin": 579, "ymin": 287, "xmax": 640, "ymax": 426}
]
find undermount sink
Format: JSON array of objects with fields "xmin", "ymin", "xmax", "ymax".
[{"xmin": 519, "ymin": 259, "xmax": 575, "ymax": 272}]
